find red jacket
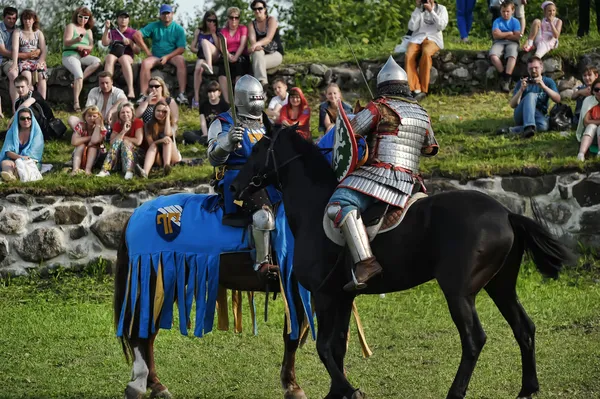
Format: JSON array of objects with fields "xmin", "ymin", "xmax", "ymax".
[{"xmin": 277, "ymin": 87, "xmax": 311, "ymax": 141}]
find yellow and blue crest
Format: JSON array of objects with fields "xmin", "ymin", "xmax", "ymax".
[{"xmin": 156, "ymin": 205, "xmax": 183, "ymax": 241}]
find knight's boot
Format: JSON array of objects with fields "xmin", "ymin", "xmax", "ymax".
[
  {"xmin": 339, "ymin": 210, "xmax": 382, "ymax": 291},
  {"xmin": 251, "ymin": 207, "xmax": 278, "ymax": 279}
]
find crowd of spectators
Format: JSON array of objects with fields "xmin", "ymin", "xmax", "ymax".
[{"xmin": 0, "ymin": 1, "xmax": 598, "ymax": 181}]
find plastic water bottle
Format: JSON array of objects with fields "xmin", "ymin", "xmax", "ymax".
[{"xmin": 439, "ymin": 114, "xmax": 460, "ymax": 122}]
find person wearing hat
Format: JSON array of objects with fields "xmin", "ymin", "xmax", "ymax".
[
  {"xmin": 101, "ymin": 10, "xmax": 139, "ymax": 99},
  {"xmin": 133, "ymin": 4, "xmax": 189, "ymax": 106},
  {"xmin": 522, "ymin": 1, "xmax": 562, "ymax": 59}
]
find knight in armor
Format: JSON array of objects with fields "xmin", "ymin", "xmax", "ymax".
[
  {"xmin": 207, "ymin": 74, "xmax": 278, "ymax": 275},
  {"xmin": 326, "ymin": 56, "xmax": 439, "ymax": 292}
]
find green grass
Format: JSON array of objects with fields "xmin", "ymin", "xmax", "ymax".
[
  {"xmin": 0, "ymin": 262, "xmax": 598, "ymax": 398},
  {"xmin": 0, "ymin": 91, "xmax": 592, "ymax": 194}
]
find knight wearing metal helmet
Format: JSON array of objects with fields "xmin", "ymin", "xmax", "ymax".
[
  {"xmin": 325, "ymin": 56, "xmax": 439, "ymax": 291},
  {"xmin": 207, "ymin": 75, "xmax": 278, "ymax": 276}
]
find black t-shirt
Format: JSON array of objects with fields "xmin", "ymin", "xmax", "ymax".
[
  {"xmin": 15, "ymin": 91, "xmax": 54, "ymax": 121},
  {"xmin": 199, "ymin": 98, "xmax": 229, "ymax": 128}
]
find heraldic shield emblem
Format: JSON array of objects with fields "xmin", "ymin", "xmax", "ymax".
[
  {"xmin": 332, "ymin": 100, "xmax": 358, "ymax": 182},
  {"xmin": 156, "ymin": 205, "xmax": 183, "ymax": 242}
]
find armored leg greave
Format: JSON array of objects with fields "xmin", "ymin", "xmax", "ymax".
[{"xmin": 251, "ymin": 207, "xmax": 275, "ymax": 271}]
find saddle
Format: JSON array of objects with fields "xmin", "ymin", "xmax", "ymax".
[{"xmin": 323, "ymin": 192, "xmax": 428, "ymax": 246}]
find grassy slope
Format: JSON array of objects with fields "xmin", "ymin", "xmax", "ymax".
[{"xmin": 0, "ymin": 264, "xmax": 598, "ymax": 398}]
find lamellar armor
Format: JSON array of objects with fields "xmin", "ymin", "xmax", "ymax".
[{"xmin": 338, "ymin": 98, "xmax": 438, "ymax": 208}]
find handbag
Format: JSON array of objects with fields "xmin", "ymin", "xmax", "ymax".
[
  {"xmin": 109, "ymin": 29, "xmax": 127, "ymax": 58},
  {"xmin": 15, "ymin": 158, "xmax": 43, "ymax": 182},
  {"xmin": 549, "ymin": 103, "xmax": 573, "ymax": 131},
  {"xmin": 78, "ymin": 48, "xmax": 91, "ymax": 58},
  {"xmin": 47, "ymin": 117, "xmax": 67, "ymax": 139}
]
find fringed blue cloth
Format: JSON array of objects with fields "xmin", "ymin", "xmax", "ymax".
[{"xmin": 117, "ymin": 193, "xmax": 314, "ymax": 341}]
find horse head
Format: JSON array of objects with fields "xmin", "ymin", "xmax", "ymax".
[{"xmin": 231, "ymin": 118, "xmax": 301, "ymax": 202}]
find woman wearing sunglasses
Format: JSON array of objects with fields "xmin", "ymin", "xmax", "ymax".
[
  {"xmin": 190, "ymin": 10, "xmax": 220, "ymax": 109},
  {"xmin": 62, "ymin": 7, "xmax": 101, "ymax": 112},
  {"xmin": 248, "ymin": 0, "xmax": 283, "ymax": 86},
  {"xmin": 0, "ymin": 108, "xmax": 44, "ymax": 182},
  {"xmin": 135, "ymin": 76, "xmax": 179, "ymax": 127},
  {"xmin": 217, "ymin": 7, "xmax": 249, "ymax": 103},
  {"xmin": 576, "ymin": 79, "xmax": 600, "ymax": 161}
]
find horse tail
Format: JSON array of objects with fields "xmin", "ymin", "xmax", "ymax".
[
  {"xmin": 114, "ymin": 216, "xmax": 134, "ymax": 363},
  {"xmin": 508, "ymin": 213, "xmax": 575, "ymax": 279}
]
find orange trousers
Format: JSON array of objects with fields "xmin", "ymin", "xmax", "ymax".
[{"xmin": 405, "ymin": 39, "xmax": 440, "ymax": 94}]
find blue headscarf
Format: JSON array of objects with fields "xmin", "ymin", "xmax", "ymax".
[{"xmin": 0, "ymin": 108, "xmax": 44, "ymax": 167}]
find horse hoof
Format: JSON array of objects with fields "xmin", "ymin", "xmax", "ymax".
[
  {"xmin": 284, "ymin": 387, "xmax": 307, "ymax": 399},
  {"xmin": 124, "ymin": 385, "xmax": 145, "ymax": 399},
  {"xmin": 150, "ymin": 388, "xmax": 173, "ymax": 399},
  {"xmin": 351, "ymin": 390, "xmax": 367, "ymax": 399}
]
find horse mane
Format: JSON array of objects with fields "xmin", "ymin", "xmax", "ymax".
[{"xmin": 280, "ymin": 125, "xmax": 338, "ymax": 187}]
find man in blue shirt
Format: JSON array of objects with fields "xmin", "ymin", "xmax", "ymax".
[
  {"xmin": 133, "ymin": 4, "xmax": 188, "ymax": 105},
  {"xmin": 0, "ymin": 7, "xmax": 21, "ymax": 107},
  {"xmin": 501, "ymin": 56, "xmax": 561, "ymax": 138}
]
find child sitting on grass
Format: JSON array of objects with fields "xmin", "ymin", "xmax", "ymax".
[
  {"xmin": 576, "ymin": 78, "xmax": 600, "ymax": 161},
  {"xmin": 70, "ymin": 106, "xmax": 106, "ymax": 175},
  {"xmin": 572, "ymin": 65, "xmax": 599, "ymax": 127},
  {"xmin": 265, "ymin": 77, "xmax": 288, "ymax": 122},
  {"xmin": 489, "ymin": 0, "xmax": 521, "ymax": 93}
]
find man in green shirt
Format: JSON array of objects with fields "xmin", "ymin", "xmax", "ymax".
[{"xmin": 133, "ymin": 4, "xmax": 188, "ymax": 105}]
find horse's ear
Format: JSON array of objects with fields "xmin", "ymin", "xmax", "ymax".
[{"xmin": 263, "ymin": 111, "xmax": 273, "ymax": 137}]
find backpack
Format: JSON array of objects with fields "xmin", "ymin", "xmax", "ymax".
[{"xmin": 549, "ymin": 103, "xmax": 574, "ymax": 131}]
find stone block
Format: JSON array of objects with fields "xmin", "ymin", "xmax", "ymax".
[
  {"xmin": 54, "ymin": 205, "xmax": 87, "ymax": 225},
  {"xmin": 0, "ymin": 211, "xmax": 27, "ymax": 235},
  {"xmin": 310, "ymin": 63, "xmax": 329, "ymax": 76},
  {"xmin": 579, "ymin": 210, "xmax": 600, "ymax": 234},
  {"xmin": 33, "ymin": 209, "xmax": 52, "ymax": 223},
  {"xmin": 451, "ymin": 67, "xmax": 470, "ymax": 80},
  {"xmin": 572, "ymin": 176, "xmax": 600, "ymax": 207},
  {"xmin": 543, "ymin": 202, "xmax": 573, "ymax": 225},
  {"xmin": 70, "ymin": 226, "xmax": 88, "ymax": 240},
  {"xmin": 91, "ymin": 211, "xmax": 132, "ymax": 249},
  {"xmin": 489, "ymin": 192, "xmax": 526, "ymax": 215},
  {"xmin": 6, "ymin": 193, "xmax": 34, "ymax": 206},
  {"xmin": 442, "ymin": 62, "xmax": 457, "ymax": 72},
  {"xmin": 501, "ymin": 175, "xmax": 556, "ymax": 197},
  {"xmin": 558, "ymin": 76, "xmax": 577, "ymax": 91},
  {"xmin": 0, "ymin": 237, "xmax": 8, "ymax": 263},
  {"xmin": 68, "ymin": 244, "xmax": 88, "ymax": 260},
  {"xmin": 440, "ymin": 52, "xmax": 453, "ymax": 63},
  {"xmin": 429, "ymin": 67, "xmax": 438, "ymax": 86},
  {"xmin": 194, "ymin": 185, "xmax": 211, "ymax": 194},
  {"xmin": 543, "ymin": 57, "xmax": 562, "ymax": 73},
  {"xmin": 471, "ymin": 178, "xmax": 496, "ymax": 190},
  {"xmin": 35, "ymin": 196, "xmax": 58, "ymax": 205},
  {"xmin": 92, "ymin": 205, "xmax": 104, "ymax": 216},
  {"xmin": 111, "ymin": 194, "xmax": 139, "ymax": 209},
  {"xmin": 16, "ymin": 227, "xmax": 66, "ymax": 262},
  {"xmin": 472, "ymin": 60, "xmax": 489, "ymax": 81}
]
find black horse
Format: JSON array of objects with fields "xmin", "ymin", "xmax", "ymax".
[{"xmin": 230, "ymin": 124, "xmax": 574, "ymax": 399}]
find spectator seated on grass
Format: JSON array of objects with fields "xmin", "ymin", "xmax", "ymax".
[
  {"xmin": 70, "ymin": 105, "xmax": 107, "ymax": 176},
  {"xmin": 576, "ymin": 78, "xmax": 600, "ymax": 161},
  {"xmin": 319, "ymin": 83, "xmax": 352, "ymax": 133},
  {"xmin": 96, "ymin": 102, "xmax": 144, "ymax": 179},
  {"xmin": 138, "ymin": 100, "xmax": 182, "ymax": 179},
  {"xmin": 135, "ymin": 76, "xmax": 179, "ymax": 126},
  {"xmin": 248, "ymin": 0, "xmax": 284, "ymax": 86},
  {"xmin": 62, "ymin": 6, "xmax": 102, "ymax": 112},
  {"xmin": 190, "ymin": 10, "xmax": 220, "ymax": 109},
  {"xmin": 67, "ymin": 71, "xmax": 127, "ymax": 137},
  {"xmin": 405, "ymin": 0, "xmax": 448, "ymax": 102},
  {"xmin": 277, "ymin": 87, "xmax": 311, "ymax": 141},
  {"xmin": 497, "ymin": 56, "xmax": 560, "ymax": 139},
  {"xmin": 11, "ymin": 9, "xmax": 47, "ymax": 99},
  {"xmin": 489, "ymin": 0, "xmax": 521, "ymax": 93},
  {"xmin": 522, "ymin": 1, "xmax": 562, "ymax": 58},
  {"xmin": 572, "ymin": 65, "xmax": 598, "ymax": 127},
  {"xmin": 217, "ymin": 7, "xmax": 249, "ymax": 103},
  {"xmin": 0, "ymin": 7, "xmax": 20, "ymax": 107},
  {"xmin": 14, "ymin": 75, "xmax": 56, "ymax": 140},
  {"xmin": 0, "ymin": 108, "xmax": 44, "ymax": 182},
  {"xmin": 182, "ymin": 80, "xmax": 228, "ymax": 145},
  {"xmin": 265, "ymin": 77, "xmax": 288, "ymax": 122},
  {"xmin": 134, "ymin": 4, "xmax": 188, "ymax": 106},
  {"xmin": 101, "ymin": 10, "xmax": 140, "ymax": 100}
]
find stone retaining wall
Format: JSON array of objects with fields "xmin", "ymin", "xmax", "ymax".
[
  {"xmin": 2, "ymin": 172, "xmax": 600, "ymax": 276},
  {"xmin": 0, "ymin": 50, "xmax": 597, "ymax": 108}
]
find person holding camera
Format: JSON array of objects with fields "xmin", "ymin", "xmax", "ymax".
[
  {"xmin": 498, "ymin": 56, "xmax": 560, "ymax": 138},
  {"xmin": 405, "ymin": 0, "xmax": 448, "ymax": 102},
  {"xmin": 102, "ymin": 10, "xmax": 139, "ymax": 100}
]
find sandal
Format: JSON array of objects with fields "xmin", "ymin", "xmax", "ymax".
[{"xmin": 74, "ymin": 103, "xmax": 81, "ymax": 113}]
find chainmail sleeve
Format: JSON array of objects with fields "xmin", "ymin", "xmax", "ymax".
[{"xmin": 350, "ymin": 103, "xmax": 379, "ymax": 137}]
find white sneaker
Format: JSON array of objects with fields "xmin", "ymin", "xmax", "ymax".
[
  {"xmin": 96, "ymin": 170, "xmax": 110, "ymax": 177},
  {"xmin": 124, "ymin": 171, "xmax": 134, "ymax": 180},
  {"xmin": 393, "ymin": 36, "xmax": 411, "ymax": 54},
  {"xmin": 577, "ymin": 153, "xmax": 585, "ymax": 162},
  {"xmin": 176, "ymin": 92, "xmax": 189, "ymax": 105}
]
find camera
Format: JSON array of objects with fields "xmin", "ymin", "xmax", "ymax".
[{"xmin": 526, "ymin": 77, "xmax": 537, "ymax": 85}]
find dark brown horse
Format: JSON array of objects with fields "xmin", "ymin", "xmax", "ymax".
[
  {"xmin": 114, "ymin": 216, "xmax": 309, "ymax": 399},
  {"xmin": 231, "ymin": 123, "xmax": 575, "ymax": 399}
]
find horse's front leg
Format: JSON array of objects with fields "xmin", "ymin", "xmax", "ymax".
[
  {"xmin": 124, "ymin": 339, "xmax": 149, "ymax": 399},
  {"xmin": 315, "ymin": 293, "xmax": 359, "ymax": 399},
  {"xmin": 145, "ymin": 331, "xmax": 172, "ymax": 399},
  {"xmin": 281, "ymin": 283, "xmax": 307, "ymax": 399}
]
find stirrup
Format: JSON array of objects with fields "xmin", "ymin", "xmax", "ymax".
[
  {"xmin": 344, "ymin": 268, "xmax": 367, "ymax": 291},
  {"xmin": 256, "ymin": 262, "xmax": 279, "ymax": 282}
]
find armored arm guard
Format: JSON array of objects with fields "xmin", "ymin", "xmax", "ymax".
[
  {"xmin": 207, "ymin": 119, "xmax": 232, "ymax": 166},
  {"xmin": 421, "ymin": 124, "xmax": 439, "ymax": 157},
  {"xmin": 350, "ymin": 103, "xmax": 379, "ymax": 137}
]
